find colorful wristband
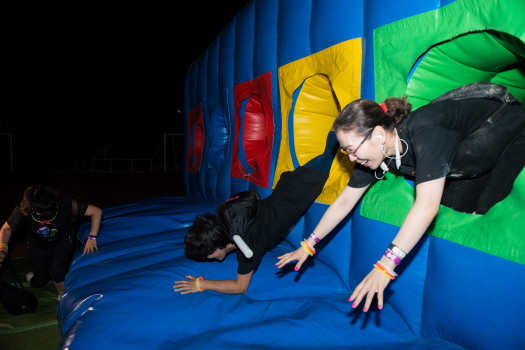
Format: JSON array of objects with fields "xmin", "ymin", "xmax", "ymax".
[
  {"xmin": 376, "ymin": 261, "xmax": 398, "ymax": 277},
  {"xmin": 196, "ymin": 276, "xmax": 206, "ymax": 292},
  {"xmin": 300, "ymin": 240, "xmax": 316, "ymax": 256},
  {"xmin": 384, "ymin": 250, "xmax": 402, "ymax": 265},
  {"xmin": 88, "ymin": 236, "xmax": 97, "ymax": 240},
  {"xmin": 374, "ymin": 264, "xmax": 395, "ymax": 280},
  {"xmin": 374, "ymin": 261, "xmax": 397, "ymax": 279},
  {"xmin": 388, "ymin": 243, "xmax": 407, "ymax": 259},
  {"xmin": 309, "ymin": 232, "xmax": 321, "ymax": 244}
]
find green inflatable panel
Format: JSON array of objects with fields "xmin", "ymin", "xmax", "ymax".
[{"xmin": 363, "ymin": 0, "xmax": 525, "ymax": 264}]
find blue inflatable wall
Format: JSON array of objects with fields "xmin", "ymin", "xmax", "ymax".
[{"xmin": 58, "ymin": 0, "xmax": 525, "ymax": 349}]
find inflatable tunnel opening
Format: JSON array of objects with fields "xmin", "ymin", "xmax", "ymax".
[
  {"xmin": 406, "ymin": 30, "xmax": 525, "ymax": 108},
  {"xmin": 366, "ymin": 17, "xmax": 525, "ymax": 267},
  {"xmin": 206, "ymin": 105, "xmax": 230, "ymax": 172},
  {"xmin": 289, "ymin": 74, "xmax": 341, "ymax": 168},
  {"xmin": 231, "ymin": 72, "xmax": 274, "ymax": 188},
  {"xmin": 237, "ymin": 94, "xmax": 266, "ymax": 175},
  {"xmin": 274, "ymin": 38, "xmax": 362, "ymax": 203},
  {"xmin": 187, "ymin": 104, "xmax": 204, "ymax": 172}
]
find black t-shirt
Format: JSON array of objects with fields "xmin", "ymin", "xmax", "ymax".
[
  {"xmin": 349, "ymin": 99, "xmax": 525, "ymax": 188},
  {"xmin": 236, "ymin": 167, "xmax": 329, "ymax": 275},
  {"xmin": 7, "ymin": 197, "xmax": 89, "ymax": 244},
  {"xmin": 235, "ymin": 219, "xmax": 280, "ymax": 275}
]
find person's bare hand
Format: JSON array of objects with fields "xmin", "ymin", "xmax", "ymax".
[
  {"xmin": 348, "ymin": 268, "xmax": 391, "ymax": 312},
  {"xmin": 174, "ymin": 275, "xmax": 200, "ymax": 294},
  {"xmin": 83, "ymin": 239, "xmax": 98, "ymax": 254},
  {"xmin": 276, "ymin": 247, "xmax": 310, "ymax": 271}
]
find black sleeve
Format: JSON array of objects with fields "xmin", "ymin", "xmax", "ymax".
[
  {"xmin": 236, "ymin": 222, "xmax": 267, "ymax": 275},
  {"xmin": 76, "ymin": 200, "xmax": 89, "ymax": 217},
  {"xmin": 6, "ymin": 205, "xmax": 26, "ymax": 232},
  {"xmin": 411, "ymin": 126, "xmax": 461, "ymax": 184},
  {"xmin": 237, "ymin": 250, "xmax": 261, "ymax": 275},
  {"xmin": 348, "ymin": 165, "xmax": 376, "ymax": 188}
]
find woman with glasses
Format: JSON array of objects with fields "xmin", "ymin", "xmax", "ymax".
[{"xmin": 277, "ymin": 83, "xmax": 525, "ymax": 312}]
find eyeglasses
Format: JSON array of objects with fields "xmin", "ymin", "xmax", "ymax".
[{"xmin": 340, "ymin": 130, "xmax": 372, "ymax": 156}]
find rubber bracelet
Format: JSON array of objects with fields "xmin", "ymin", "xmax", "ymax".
[
  {"xmin": 374, "ymin": 263, "xmax": 396, "ymax": 280},
  {"xmin": 0, "ymin": 247, "xmax": 7, "ymax": 254},
  {"xmin": 196, "ymin": 276, "xmax": 206, "ymax": 292},
  {"xmin": 300, "ymin": 240, "xmax": 315, "ymax": 256},
  {"xmin": 88, "ymin": 236, "xmax": 97, "ymax": 240},
  {"xmin": 309, "ymin": 232, "xmax": 321, "ymax": 244},
  {"xmin": 374, "ymin": 264, "xmax": 394, "ymax": 280},
  {"xmin": 304, "ymin": 239, "xmax": 316, "ymax": 252},
  {"xmin": 384, "ymin": 250, "xmax": 402, "ymax": 265},
  {"xmin": 375, "ymin": 261, "xmax": 398, "ymax": 278},
  {"xmin": 388, "ymin": 243, "xmax": 406, "ymax": 259},
  {"xmin": 300, "ymin": 242, "xmax": 314, "ymax": 256}
]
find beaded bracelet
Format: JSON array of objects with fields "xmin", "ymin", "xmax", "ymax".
[
  {"xmin": 309, "ymin": 232, "xmax": 321, "ymax": 244},
  {"xmin": 300, "ymin": 240, "xmax": 316, "ymax": 256},
  {"xmin": 196, "ymin": 276, "xmax": 206, "ymax": 292},
  {"xmin": 384, "ymin": 250, "xmax": 402, "ymax": 265}
]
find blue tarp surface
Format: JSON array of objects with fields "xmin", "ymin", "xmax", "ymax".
[{"xmin": 58, "ymin": 197, "xmax": 466, "ymax": 349}]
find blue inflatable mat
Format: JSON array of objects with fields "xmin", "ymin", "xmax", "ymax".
[{"xmin": 58, "ymin": 197, "xmax": 466, "ymax": 349}]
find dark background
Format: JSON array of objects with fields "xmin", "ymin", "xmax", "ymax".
[
  {"xmin": 2, "ymin": 0, "xmax": 249, "ymax": 158},
  {"xmin": 1, "ymin": 1, "xmax": 250, "ymax": 257}
]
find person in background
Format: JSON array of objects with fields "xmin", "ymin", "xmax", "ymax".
[{"xmin": 0, "ymin": 184, "xmax": 102, "ymax": 299}]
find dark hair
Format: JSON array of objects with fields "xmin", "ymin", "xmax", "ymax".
[
  {"xmin": 20, "ymin": 184, "xmax": 59, "ymax": 219},
  {"xmin": 184, "ymin": 213, "xmax": 231, "ymax": 260},
  {"xmin": 333, "ymin": 97, "xmax": 412, "ymax": 134}
]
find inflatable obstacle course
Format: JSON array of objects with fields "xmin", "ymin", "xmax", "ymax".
[{"xmin": 58, "ymin": 1, "xmax": 525, "ymax": 349}]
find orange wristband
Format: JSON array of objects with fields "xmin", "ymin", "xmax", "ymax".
[{"xmin": 196, "ymin": 276, "xmax": 206, "ymax": 292}]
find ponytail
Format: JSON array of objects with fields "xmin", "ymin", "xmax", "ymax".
[{"xmin": 383, "ymin": 96, "xmax": 412, "ymax": 124}]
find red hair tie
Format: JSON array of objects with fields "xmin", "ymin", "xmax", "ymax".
[{"xmin": 379, "ymin": 103, "xmax": 388, "ymax": 113}]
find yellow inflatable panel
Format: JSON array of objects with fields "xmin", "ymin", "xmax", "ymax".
[{"xmin": 275, "ymin": 38, "xmax": 362, "ymax": 204}]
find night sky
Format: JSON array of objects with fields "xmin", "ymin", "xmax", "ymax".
[{"xmin": 3, "ymin": 1, "xmax": 249, "ymax": 163}]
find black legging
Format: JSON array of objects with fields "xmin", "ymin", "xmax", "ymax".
[
  {"xmin": 28, "ymin": 236, "xmax": 74, "ymax": 287},
  {"xmin": 302, "ymin": 131, "xmax": 339, "ymax": 172}
]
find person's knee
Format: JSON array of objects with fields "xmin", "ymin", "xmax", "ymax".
[{"xmin": 49, "ymin": 268, "xmax": 67, "ymax": 284}]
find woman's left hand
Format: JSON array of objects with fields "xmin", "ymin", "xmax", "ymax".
[
  {"xmin": 83, "ymin": 239, "xmax": 98, "ymax": 254},
  {"xmin": 349, "ymin": 267, "xmax": 391, "ymax": 312}
]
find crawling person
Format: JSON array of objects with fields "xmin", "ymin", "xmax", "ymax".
[{"xmin": 174, "ymin": 130, "xmax": 339, "ymax": 294}]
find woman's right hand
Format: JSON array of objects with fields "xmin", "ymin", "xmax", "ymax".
[{"xmin": 275, "ymin": 247, "xmax": 310, "ymax": 271}]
